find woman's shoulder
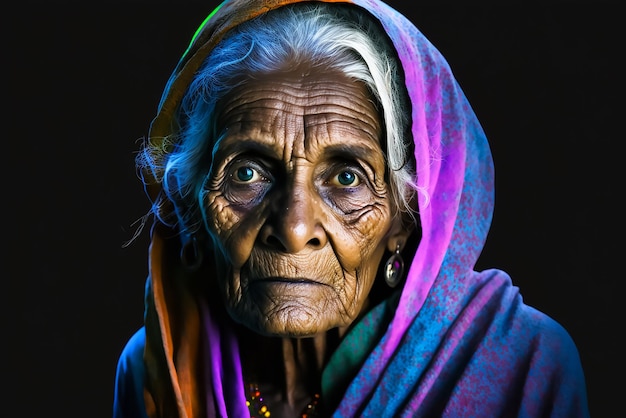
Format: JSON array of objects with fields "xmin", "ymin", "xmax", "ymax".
[
  {"xmin": 515, "ymin": 302, "xmax": 585, "ymax": 369},
  {"xmin": 117, "ymin": 327, "xmax": 146, "ymax": 368},
  {"xmin": 478, "ymin": 269, "xmax": 581, "ymax": 356},
  {"xmin": 507, "ymin": 303, "xmax": 590, "ymax": 416},
  {"xmin": 113, "ymin": 327, "xmax": 148, "ymax": 418}
]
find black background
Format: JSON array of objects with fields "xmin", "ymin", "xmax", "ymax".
[{"xmin": 6, "ymin": 1, "xmax": 622, "ymax": 416}]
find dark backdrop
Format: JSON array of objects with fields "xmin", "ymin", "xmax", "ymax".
[{"xmin": 6, "ymin": 1, "xmax": 621, "ymax": 416}]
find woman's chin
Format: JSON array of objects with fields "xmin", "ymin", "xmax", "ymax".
[{"xmin": 231, "ymin": 304, "xmax": 343, "ymax": 338}]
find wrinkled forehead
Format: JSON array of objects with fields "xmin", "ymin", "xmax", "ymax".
[
  {"xmin": 217, "ymin": 69, "xmax": 380, "ymax": 124},
  {"xmin": 213, "ymin": 69, "xmax": 384, "ymax": 160}
]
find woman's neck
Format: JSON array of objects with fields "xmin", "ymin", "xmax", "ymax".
[{"xmin": 238, "ymin": 327, "xmax": 348, "ymax": 417}]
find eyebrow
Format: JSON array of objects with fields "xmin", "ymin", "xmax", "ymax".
[
  {"xmin": 320, "ymin": 143, "xmax": 383, "ymax": 162},
  {"xmin": 212, "ymin": 136, "xmax": 384, "ymax": 165},
  {"xmin": 212, "ymin": 137, "xmax": 278, "ymax": 161}
]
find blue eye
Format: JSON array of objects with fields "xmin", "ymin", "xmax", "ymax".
[
  {"xmin": 236, "ymin": 166, "xmax": 255, "ymax": 182},
  {"xmin": 337, "ymin": 170, "xmax": 358, "ymax": 186}
]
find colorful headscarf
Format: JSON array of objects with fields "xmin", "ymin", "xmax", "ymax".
[{"xmin": 114, "ymin": 0, "xmax": 590, "ymax": 416}]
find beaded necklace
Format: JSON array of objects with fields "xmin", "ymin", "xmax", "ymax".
[{"xmin": 246, "ymin": 383, "xmax": 322, "ymax": 418}]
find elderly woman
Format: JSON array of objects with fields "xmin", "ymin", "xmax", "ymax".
[{"xmin": 113, "ymin": 0, "xmax": 590, "ymax": 417}]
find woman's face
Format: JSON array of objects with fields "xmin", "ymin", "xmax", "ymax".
[{"xmin": 205, "ymin": 69, "xmax": 403, "ymax": 337}]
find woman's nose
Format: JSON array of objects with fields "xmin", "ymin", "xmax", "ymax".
[{"xmin": 260, "ymin": 184, "xmax": 327, "ymax": 253}]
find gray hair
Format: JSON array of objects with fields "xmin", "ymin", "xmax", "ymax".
[{"xmin": 138, "ymin": 3, "xmax": 417, "ymax": 235}]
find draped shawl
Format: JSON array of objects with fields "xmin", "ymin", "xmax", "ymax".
[{"xmin": 113, "ymin": 0, "xmax": 590, "ymax": 416}]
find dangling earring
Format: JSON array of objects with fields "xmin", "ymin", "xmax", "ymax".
[
  {"xmin": 384, "ymin": 244, "xmax": 405, "ymax": 288},
  {"xmin": 180, "ymin": 235, "xmax": 203, "ymax": 272}
]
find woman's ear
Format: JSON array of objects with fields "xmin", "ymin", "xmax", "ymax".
[
  {"xmin": 386, "ymin": 185, "xmax": 420, "ymax": 252},
  {"xmin": 180, "ymin": 233, "xmax": 204, "ymax": 272},
  {"xmin": 386, "ymin": 214, "xmax": 416, "ymax": 253},
  {"xmin": 179, "ymin": 229, "xmax": 213, "ymax": 273}
]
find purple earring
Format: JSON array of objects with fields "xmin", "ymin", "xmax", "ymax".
[{"xmin": 384, "ymin": 244, "xmax": 404, "ymax": 288}]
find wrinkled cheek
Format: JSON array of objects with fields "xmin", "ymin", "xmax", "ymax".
[
  {"xmin": 359, "ymin": 205, "xmax": 391, "ymax": 239},
  {"xmin": 336, "ymin": 234, "xmax": 389, "ymax": 312},
  {"xmin": 351, "ymin": 211, "xmax": 391, "ymax": 270},
  {"xmin": 212, "ymin": 256, "xmax": 244, "ymax": 310},
  {"xmin": 336, "ymin": 233, "xmax": 383, "ymax": 275},
  {"xmin": 206, "ymin": 193, "xmax": 240, "ymax": 238}
]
